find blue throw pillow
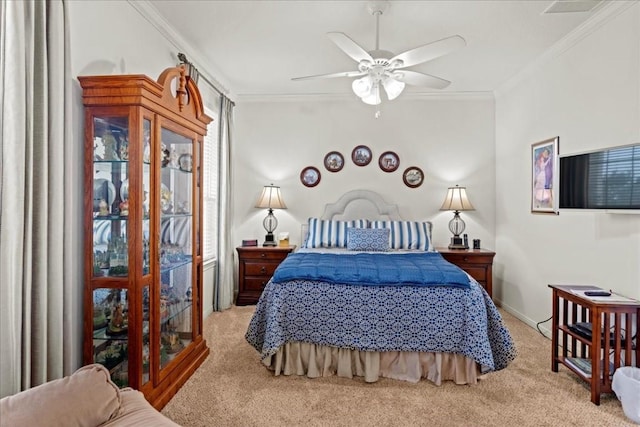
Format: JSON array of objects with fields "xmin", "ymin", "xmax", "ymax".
[{"xmin": 347, "ymin": 228, "xmax": 390, "ymax": 251}]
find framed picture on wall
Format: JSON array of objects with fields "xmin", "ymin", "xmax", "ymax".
[{"xmin": 531, "ymin": 136, "xmax": 559, "ymax": 214}]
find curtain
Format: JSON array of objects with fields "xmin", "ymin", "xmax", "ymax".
[
  {"xmin": 215, "ymin": 95, "xmax": 234, "ymax": 310},
  {"xmin": 0, "ymin": 0, "xmax": 70, "ymax": 397}
]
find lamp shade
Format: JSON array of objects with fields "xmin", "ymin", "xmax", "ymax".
[
  {"xmin": 255, "ymin": 184, "xmax": 287, "ymax": 210},
  {"xmin": 440, "ymin": 185, "xmax": 475, "ymax": 212}
]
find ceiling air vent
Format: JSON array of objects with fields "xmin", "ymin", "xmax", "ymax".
[{"xmin": 543, "ymin": 0, "xmax": 602, "ymax": 14}]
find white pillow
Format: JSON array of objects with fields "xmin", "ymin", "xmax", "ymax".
[
  {"xmin": 302, "ymin": 218, "xmax": 369, "ymax": 248},
  {"xmin": 370, "ymin": 220, "xmax": 433, "ymax": 251}
]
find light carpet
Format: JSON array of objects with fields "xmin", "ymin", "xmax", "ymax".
[{"xmin": 162, "ymin": 305, "xmax": 635, "ymax": 427}]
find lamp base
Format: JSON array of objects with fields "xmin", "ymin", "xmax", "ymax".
[
  {"xmin": 448, "ymin": 236, "xmax": 468, "ymax": 250},
  {"xmin": 263, "ymin": 233, "xmax": 277, "ymax": 247}
]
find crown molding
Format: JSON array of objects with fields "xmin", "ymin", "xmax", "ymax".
[
  {"xmin": 236, "ymin": 91, "xmax": 494, "ymax": 104},
  {"xmin": 495, "ymin": 0, "xmax": 637, "ymax": 98},
  {"xmin": 128, "ymin": 0, "xmax": 233, "ymax": 98}
]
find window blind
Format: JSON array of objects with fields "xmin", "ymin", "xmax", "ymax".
[
  {"xmin": 203, "ymin": 106, "xmax": 219, "ymax": 261},
  {"xmin": 587, "ymin": 145, "xmax": 640, "ymax": 208}
]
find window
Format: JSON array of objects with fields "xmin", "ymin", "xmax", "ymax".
[
  {"xmin": 587, "ymin": 145, "xmax": 640, "ymax": 208},
  {"xmin": 203, "ymin": 105, "xmax": 219, "ymax": 261}
]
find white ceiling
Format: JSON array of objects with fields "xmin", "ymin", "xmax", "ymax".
[{"xmin": 147, "ymin": 0, "xmax": 606, "ymax": 98}]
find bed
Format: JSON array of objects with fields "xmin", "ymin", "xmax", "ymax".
[{"xmin": 245, "ymin": 190, "xmax": 516, "ymax": 385}]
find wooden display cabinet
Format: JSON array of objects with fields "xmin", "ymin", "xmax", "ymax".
[
  {"xmin": 80, "ymin": 66, "xmax": 211, "ymax": 409},
  {"xmin": 549, "ymin": 284, "xmax": 639, "ymax": 404}
]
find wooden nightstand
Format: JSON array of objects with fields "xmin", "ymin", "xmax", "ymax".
[
  {"xmin": 236, "ymin": 245, "xmax": 296, "ymax": 305},
  {"xmin": 436, "ymin": 247, "xmax": 496, "ymax": 298}
]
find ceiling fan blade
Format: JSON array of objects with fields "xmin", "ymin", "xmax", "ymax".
[
  {"xmin": 327, "ymin": 32, "xmax": 374, "ymax": 63},
  {"xmin": 393, "ymin": 70, "xmax": 451, "ymax": 89},
  {"xmin": 292, "ymin": 70, "xmax": 366, "ymax": 81},
  {"xmin": 390, "ymin": 35, "xmax": 466, "ymax": 69}
]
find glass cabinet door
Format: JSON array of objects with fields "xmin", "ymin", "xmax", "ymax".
[
  {"xmin": 158, "ymin": 126, "xmax": 194, "ymax": 370},
  {"xmin": 92, "ymin": 116, "xmax": 130, "ymax": 278},
  {"xmin": 91, "ymin": 115, "xmax": 130, "ymax": 386}
]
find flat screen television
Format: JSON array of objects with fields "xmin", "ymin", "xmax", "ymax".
[{"xmin": 559, "ymin": 143, "xmax": 640, "ymax": 210}]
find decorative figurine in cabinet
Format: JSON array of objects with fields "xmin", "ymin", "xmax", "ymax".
[{"xmin": 80, "ymin": 66, "xmax": 211, "ymax": 409}]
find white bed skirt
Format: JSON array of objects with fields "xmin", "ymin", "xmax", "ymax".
[{"xmin": 263, "ymin": 342, "xmax": 481, "ymax": 385}]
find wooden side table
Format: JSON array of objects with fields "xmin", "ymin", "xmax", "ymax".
[
  {"xmin": 436, "ymin": 247, "xmax": 496, "ymax": 298},
  {"xmin": 236, "ymin": 245, "xmax": 295, "ymax": 305},
  {"xmin": 549, "ymin": 284, "xmax": 640, "ymax": 404}
]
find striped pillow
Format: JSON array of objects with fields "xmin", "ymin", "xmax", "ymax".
[
  {"xmin": 302, "ymin": 218, "xmax": 369, "ymax": 248},
  {"xmin": 370, "ymin": 220, "xmax": 433, "ymax": 251}
]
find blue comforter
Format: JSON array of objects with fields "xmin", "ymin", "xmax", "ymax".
[
  {"xmin": 246, "ymin": 253, "xmax": 517, "ymax": 372},
  {"xmin": 272, "ymin": 251, "xmax": 470, "ymax": 288}
]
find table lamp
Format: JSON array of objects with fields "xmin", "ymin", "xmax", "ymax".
[
  {"xmin": 440, "ymin": 185, "xmax": 475, "ymax": 249},
  {"xmin": 255, "ymin": 184, "xmax": 287, "ymax": 246}
]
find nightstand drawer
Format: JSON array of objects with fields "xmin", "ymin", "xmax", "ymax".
[
  {"xmin": 436, "ymin": 247, "xmax": 496, "ymax": 298},
  {"xmin": 461, "ymin": 266, "xmax": 486, "ymax": 282},
  {"xmin": 243, "ymin": 277, "xmax": 271, "ymax": 291},
  {"xmin": 239, "ymin": 250, "xmax": 289, "ymax": 261},
  {"xmin": 443, "ymin": 254, "xmax": 494, "ymax": 265},
  {"xmin": 244, "ymin": 262, "xmax": 279, "ymax": 276}
]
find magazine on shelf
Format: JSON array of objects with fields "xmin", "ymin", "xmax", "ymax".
[{"xmin": 564, "ymin": 357, "xmax": 615, "ymax": 379}]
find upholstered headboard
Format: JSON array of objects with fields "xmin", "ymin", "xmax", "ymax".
[
  {"xmin": 300, "ymin": 190, "xmax": 404, "ymax": 244},
  {"xmin": 320, "ymin": 189, "xmax": 403, "ymax": 220}
]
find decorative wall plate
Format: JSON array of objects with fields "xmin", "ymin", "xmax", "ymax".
[
  {"xmin": 403, "ymin": 166, "xmax": 424, "ymax": 188},
  {"xmin": 351, "ymin": 145, "xmax": 372, "ymax": 167},
  {"xmin": 324, "ymin": 151, "xmax": 344, "ymax": 172},
  {"xmin": 379, "ymin": 151, "xmax": 400, "ymax": 172},
  {"xmin": 300, "ymin": 166, "xmax": 321, "ymax": 187}
]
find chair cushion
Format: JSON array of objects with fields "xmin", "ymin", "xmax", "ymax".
[{"xmin": 0, "ymin": 364, "xmax": 121, "ymax": 427}]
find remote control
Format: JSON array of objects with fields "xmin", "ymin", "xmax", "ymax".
[{"xmin": 584, "ymin": 291, "xmax": 611, "ymax": 297}]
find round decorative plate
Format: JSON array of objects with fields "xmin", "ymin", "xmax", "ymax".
[
  {"xmin": 300, "ymin": 166, "xmax": 321, "ymax": 187},
  {"xmin": 379, "ymin": 151, "xmax": 400, "ymax": 172},
  {"xmin": 351, "ymin": 145, "xmax": 372, "ymax": 167},
  {"xmin": 403, "ymin": 166, "xmax": 424, "ymax": 188},
  {"xmin": 324, "ymin": 151, "xmax": 344, "ymax": 172}
]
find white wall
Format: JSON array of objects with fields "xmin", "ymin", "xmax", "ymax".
[
  {"xmin": 67, "ymin": 1, "xmax": 217, "ymax": 369},
  {"xmin": 495, "ymin": 3, "xmax": 640, "ymax": 330},
  {"xmin": 232, "ymin": 95, "xmax": 496, "ymax": 254}
]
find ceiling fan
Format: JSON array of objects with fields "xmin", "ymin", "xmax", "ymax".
[{"xmin": 292, "ymin": 1, "xmax": 466, "ymax": 105}]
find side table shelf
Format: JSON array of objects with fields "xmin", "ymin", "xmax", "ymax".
[{"xmin": 549, "ymin": 284, "xmax": 640, "ymax": 405}]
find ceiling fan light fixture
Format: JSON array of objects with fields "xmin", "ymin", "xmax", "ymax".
[
  {"xmin": 292, "ymin": 1, "xmax": 465, "ymax": 105},
  {"xmin": 360, "ymin": 83, "xmax": 381, "ymax": 105},
  {"xmin": 382, "ymin": 76, "xmax": 405, "ymax": 100},
  {"xmin": 352, "ymin": 75, "xmax": 374, "ymax": 98}
]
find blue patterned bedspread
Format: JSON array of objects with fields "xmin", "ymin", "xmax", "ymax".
[
  {"xmin": 246, "ymin": 278, "xmax": 517, "ymax": 372},
  {"xmin": 272, "ymin": 252, "xmax": 470, "ymax": 288}
]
